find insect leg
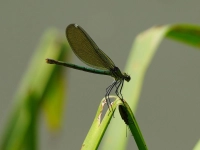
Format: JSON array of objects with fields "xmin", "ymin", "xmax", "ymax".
[{"xmin": 105, "ymin": 81, "xmax": 117, "ymax": 112}]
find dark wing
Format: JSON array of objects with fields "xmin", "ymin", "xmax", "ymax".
[{"xmin": 66, "ymin": 24, "xmax": 115, "ymax": 71}]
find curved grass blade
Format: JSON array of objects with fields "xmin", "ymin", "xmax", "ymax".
[
  {"xmin": 82, "ymin": 97, "xmax": 147, "ymax": 150},
  {"xmin": 0, "ymin": 29, "xmax": 69, "ymax": 150},
  {"xmin": 101, "ymin": 24, "xmax": 200, "ymax": 150},
  {"xmin": 118, "ymin": 102, "xmax": 147, "ymax": 150},
  {"xmin": 193, "ymin": 139, "xmax": 200, "ymax": 150},
  {"xmin": 82, "ymin": 96, "xmax": 118, "ymax": 150}
]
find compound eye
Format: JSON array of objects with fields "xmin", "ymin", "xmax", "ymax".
[{"xmin": 124, "ymin": 74, "xmax": 131, "ymax": 82}]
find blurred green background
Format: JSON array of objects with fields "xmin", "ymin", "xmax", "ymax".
[{"xmin": 0, "ymin": 1, "xmax": 200, "ymax": 150}]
